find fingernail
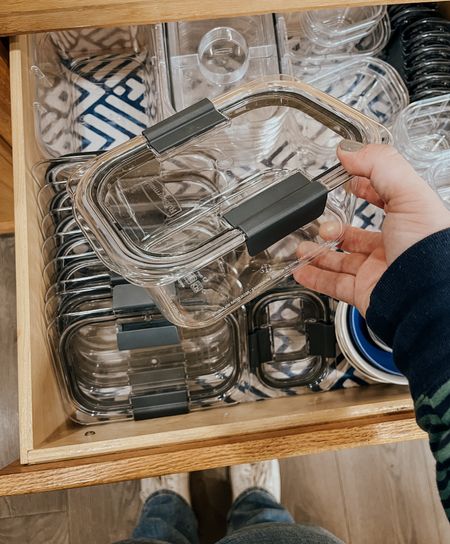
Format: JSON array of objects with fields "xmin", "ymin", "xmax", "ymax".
[
  {"xmin": 319, "ymin": 221, "xmax": 341, "ymax": 239},
  {"xmin": 339, "ymin": 139, "xmax": 365, "ymax": 152}
]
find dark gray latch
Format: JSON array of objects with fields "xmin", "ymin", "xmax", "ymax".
[
  {"xmin": 117, "ymin": 319, "xmax": 180, "ymax": 351},
  {"xmin": 305, "ymin": 319, "xmax": 336, "ymax": 358},
  {"xmin": 249, "ymin": 329, "xmax": 272, "ymax": 371},
  {"xmin": 143, "ymin": 98, "xmax": 227, "ymax": 154},
  {"xmin": 224, "ymin": 172, "xmax": 328, "ymax": 256},
  {"xmin": 130, "ymin": 367, "xmax": 189, "ymax": 420},
  {"xmin": 113, "ymin": 283, "xmax": 155, "ymax": 312}
]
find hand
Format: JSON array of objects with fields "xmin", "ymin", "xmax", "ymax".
[{"xmin": 294, "ymin": 141, "xmax": 450, "ymax": 316}]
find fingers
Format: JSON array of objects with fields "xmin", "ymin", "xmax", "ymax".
[
  {"xmin": 293, "ymin": 265, "xmax": 356, "ymax": 306},
  {"xmin": 349, "ymin": 176, "xmax": 385, "ymax": 208},
  {"xmin": 337, "ymin": 141, "xmax": 432, "ymax": 205},
  {"xmin": 298, "ymin": 241, "xmax": 367, "ymax": 275},
  {"xmin": 319, "ymin": 222, "xmax": 382, "ymax": 254}
]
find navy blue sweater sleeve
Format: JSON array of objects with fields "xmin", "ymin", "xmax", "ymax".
[{"xmin": 366, "ymin": 227, "xmax": 450, "ymax": 518}]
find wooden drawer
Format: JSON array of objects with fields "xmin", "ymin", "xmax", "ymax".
[{"xmin": 1, "ymin": 14, "xmax": 428, "ymax": 495}]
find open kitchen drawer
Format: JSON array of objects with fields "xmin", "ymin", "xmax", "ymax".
[{"xmin": 0, "ymin": 7, "xmax": 431, "ymax": 495}]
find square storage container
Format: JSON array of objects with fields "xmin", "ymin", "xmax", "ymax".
[
  {"xmin": 247, "ymin": 286, "xmax": 335, "ymax": 392},
  {"xmin": 48, "ymin": 290, "xmax": 248, "ymax": 424},
  {"xmin": 30, "ymin": 25, "xmax": 169, "ymax": 157},
  {"xmin": 70, "ymin": 78, "xmax": 391, "ymax": 328},
  {"xmin": 165, "ymin": 15, "xmax": 283, "ymax": 159}
]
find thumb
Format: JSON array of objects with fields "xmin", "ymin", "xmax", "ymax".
[{"xmin": 336, "ymin": 141, "xmax": 432, "ymax": 205}]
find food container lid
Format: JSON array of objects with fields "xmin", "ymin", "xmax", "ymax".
[
  {"xmin": 248, "ymin": 287, "xmax": 334, "ymax": 388},
  {"xmin": 71, "ymin": 78, "xmax": 390, "ymax": 292},
  {"xmin": 50, "ymin": 293, "xmax": 248, "ymax": 423},
  {"xmin": 334, "ymin": 302, "xmax": 407, "ymax": 385}
]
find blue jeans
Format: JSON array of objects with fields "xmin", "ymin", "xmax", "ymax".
[{"xmin": 115, "ymin": 488, "xmax": 344, "ymax": 544}]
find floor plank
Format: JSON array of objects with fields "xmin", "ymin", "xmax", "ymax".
[
  {"xmin": 336, "ymin": 440, "xmax": 442, "ymax": 544},
  {"xmin": 0, "ymin": 235, "xmax": 18, "ymax": 470},
  {"xmin": 0, "ymin": 512, "xmax": 69, "ymax": 544},
  {"xmin": 0, "ymin": 490, "xmax": 67, "ymax": 520},
  {"xmin": 280, "ymin": 450, "xmax": 350, "ymax": 542},
  {"xmin": 67, "ymin": 481, "xmax": 141, "ymax": 544},
  {"xmin": 421, "ymin": 440, "xmax": 450, "ymax": 543}
]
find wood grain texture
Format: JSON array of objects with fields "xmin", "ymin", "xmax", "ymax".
[
  {"xmin": 420, "ymin": 440, "xmax": 450, "ymax": 542},
  {"xmin": 0, "ymin": 512, "xmax": 69, "ymax": 544},
  {"xmin": 0, "ymin": 490, "xmax": 66, "ymax": 520},
  {"xmin": 0, "ymin": 39, "xmax": 13, "ymax": 232},
  {"xmin": 336, "ymin": 440, "xmax": 443, "ymax": 543},
  {"xmin": 0, "ymin": 41, "xmax": 11, "ymax": 145},
  {"xmin": 10, "ymin": 35, "xmax": 67, "ymax": 465},
  {"xmin": 0, "ymin": 137, "xmax": 13, "ymax": 233},
  {"xmin": 68, "ymin": 482, "xmax": 140, "ymax": 544},
  {"xmin": 27, "ymin": 385, "xmax": 418, "ymax": 464},
  {"xmin": 280, "ymin": 451, "xmax": 349, "ymax": 542},
  {"xmin": 0, "ymin": 417, "xmax": 424, "ymax": 497},
  {"xmin": 0, "ymin": 0, "xmax": 429, "ymax": 36},
  {"xmin": 0, "ymin": 235, "xmax": 18, "ymax": 470}
]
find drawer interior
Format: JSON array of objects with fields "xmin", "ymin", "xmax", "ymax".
[{"xmin": 10, "ymin": 30, "xmax": 415, "ymax": 466}]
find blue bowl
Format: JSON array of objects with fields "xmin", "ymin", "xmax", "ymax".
[{"xmin": 347, "ymin": 306, "xmax": 403, "ymax": 376}]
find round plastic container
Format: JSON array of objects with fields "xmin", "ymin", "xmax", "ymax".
[{"xmin": 334, "ymin": 302, "xmax": 407, "ymax": 385}]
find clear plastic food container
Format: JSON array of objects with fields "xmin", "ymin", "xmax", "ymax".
[
  {"xmin": 302, "ymin": 6, "xmax": 387, "ymax": 47},
  {"xmin": 47, "ymin": 291, "xmax": 248, "ymax": 424},
  {"xmin": 70, "ymin": 78, "xmax": 390, "ymax": 328},
  {"xmin": 165, "ymin": 16, "xmax": 282, "ymax": 159},
  {"xmin": 166, "ymin": 15, "xmax": 279, "ymax": 109},
  {"xmin": 428, "ymin": 156, "xmax": 450, "ymax": 209},
  {"xmin": 309, "ymin": 57, "xmax": 409, "ymax": 128},
  {"xmin": 30, "ymin": 25, "xmax": 168, "ymax": 157},
  {"xmin": 276, "ymin": 12, "xmax": 391, "ymax": 81},
  {"xmin": 393, "ymin": 93, "xmax": 450, "ymax": 174},
  {"xmin": 248, "ymin": 287, "xmax": 335, "ymax": 389}
]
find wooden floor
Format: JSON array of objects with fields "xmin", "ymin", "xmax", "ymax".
[{"xmin": 1, "ymin": 234, "xmax": 449, "ymax": 543}]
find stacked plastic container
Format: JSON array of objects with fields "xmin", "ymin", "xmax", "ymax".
[
  {"xmin": 28, "ymin": 7, "xmax": 417, "ymax": 426},
  {"xmin": 276, "ymin": 7, "xmax": 390, "ymax": 81},
  {"xmin": 393, "ymin": 94, "xmax": 450, "ymax": 173}
]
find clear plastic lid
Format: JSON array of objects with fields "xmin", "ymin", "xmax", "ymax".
[
  {"xmin": 276, "ymin": 12, "xmax": 391, "ymax": 81},
  {"xmin": 248, "ymin": 287, "xmax": 333, "ymax": 388},
  {"xmin": 393, "ymin": 93, "xmax": 450, "ymax": 174},
  {"xmin": 30, "ymin": 25, "xmax": 168, "ymax": 157},
  {"xmin": 302, "ymin": 6, "xmax": 386, "ymax": 47},
  {"xmin": 166, "ymin": 15, "xmax": 279, "ymax": 110},
  {"xmin": 71, "ymin": 78, "xmax": 390, "ymax": 327},
  {"xmin": 48, "ymin": 297, "xmax": 248, "ymax": 424},
  {"xmin": 309, "ymin": 57, "xmax": 409, "ymax": 128}
]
